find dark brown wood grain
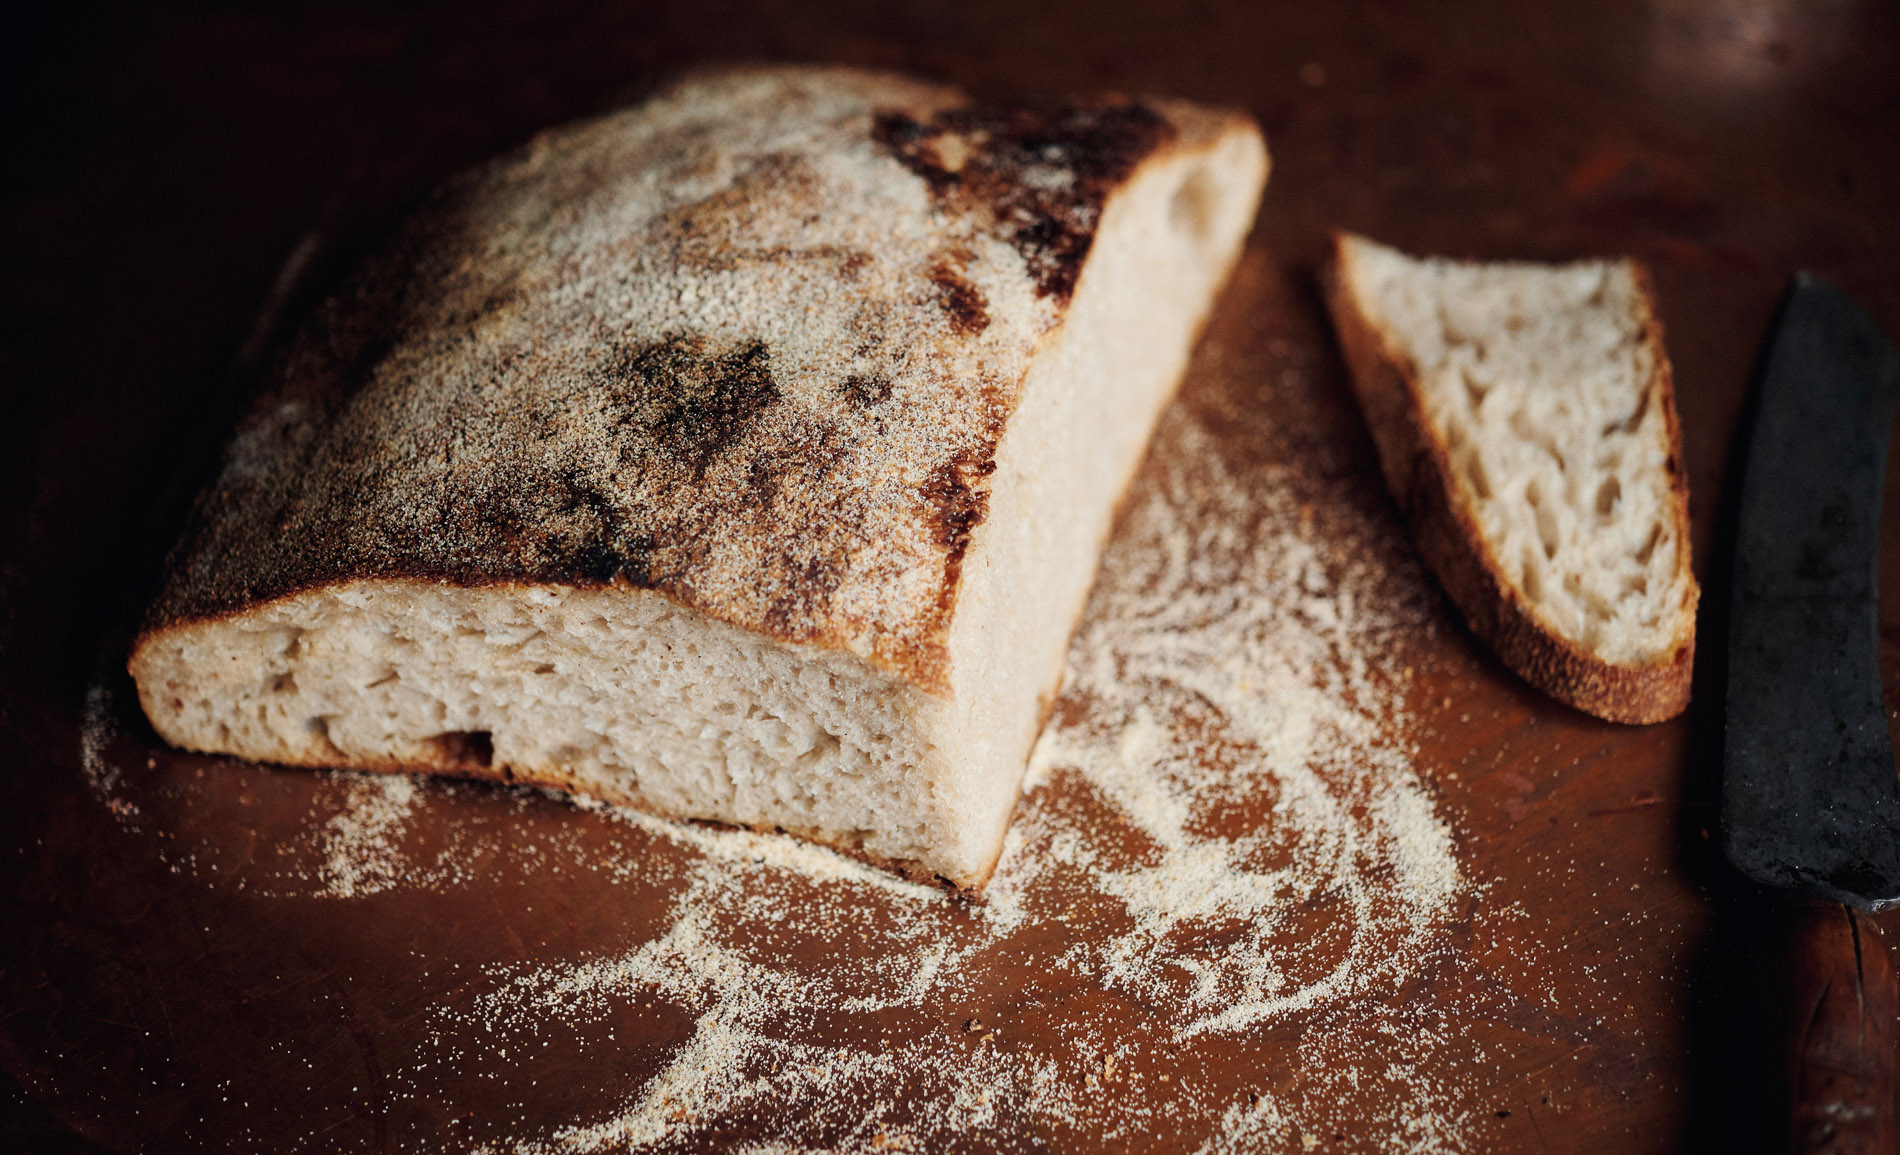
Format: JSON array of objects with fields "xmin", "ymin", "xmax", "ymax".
[
  {"xmin": 4, "ymin": 1, "xmax": 1899, "ymax": 1151},
  {"xmin": 1784, "ymin": 904, "xmax": 1896, "ymax": 1154}
]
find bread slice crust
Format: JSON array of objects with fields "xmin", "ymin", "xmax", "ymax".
[{"xmin": 1324, "ymin": 232, "xmax": 1696, "ymax": 725}]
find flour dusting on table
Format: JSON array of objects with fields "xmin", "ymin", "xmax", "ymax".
[
  {"xmin": 439, "ymin": 407, "xmax": 1469, "ymax": 1151},
  {"xmin": 84, "ymin": 399, "xmax": 1476, "ymax": 1150},
  {"xmin": 311, "ymin": 772, "xmax": 420, "ymax": 898},
  {"xmin": 79, "ymin": 681, "xmax": 141, "ymax": 823}
]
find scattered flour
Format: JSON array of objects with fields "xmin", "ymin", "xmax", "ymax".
[
  {"xmin": 82, "ymin": 403, "xmax": 1476, "ymax": 1150},
  {"xmin": 311, "ymin": 772, "xmax": 421, "ymax": 899},
  {"xmin": 447, "ymin": 408, "xmax": 1467, "ymax": 1151},
  {"xmin": 79, "ymin": 681, "xmax": 140, "ymax": 823}
]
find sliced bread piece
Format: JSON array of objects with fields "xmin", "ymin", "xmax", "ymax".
[
  {"xmin": 1324, "ymin": 232, "xmax": 1697, "ymax": 724},
  {"xmin": 128, "ymin": 66, "xmax": 1269, "ymax": 889}
]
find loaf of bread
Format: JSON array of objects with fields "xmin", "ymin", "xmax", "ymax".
[
  {"xmin": 128, "ymin": 66, "xmax": 1269, "ymax": 888},
  {"xmin": 1324, "ymin": 232, "xmax": 1697, "ymax": 724}
]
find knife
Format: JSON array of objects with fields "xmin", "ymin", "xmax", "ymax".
[{"xmin": 1724, "ymin": 275, "xmax": 1900, "ymax": 1153}]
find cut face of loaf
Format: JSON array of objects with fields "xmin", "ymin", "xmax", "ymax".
[
  {"xmin": 128, "ymin": 66, "xmax": 1270, "ymax": 889},
  {"xmin": 1326, "ymin": 233, "xmax": 1697, "ymax": 724}
]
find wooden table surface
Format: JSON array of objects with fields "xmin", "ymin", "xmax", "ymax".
[{"xmin": 5, "ymin": 2, "xmax": 1900, "ymax": 1151}]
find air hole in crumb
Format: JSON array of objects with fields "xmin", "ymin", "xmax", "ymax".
[
  {"xmin": 428, "ymin": 730, "xmax": 494, "ymax": 770},
  {"xmin": 1536, "ymin": 502, "xmax": 1560, "ymax": 559},
  {"xmin": 1525, "ymin": 482, "xmax": 1558, "ymax": 556},
  {"xmin": 1461, "ymin": 372, "xmax": 1487, "ymax": 411},
  {"xmin": 1596, "ymin": 477, "xmax": 1621, "ymax": 517},
  {"xmin": 1635, "ymin": 523, "xmax": 1662, "ymax": 565},
  {"xmin": 1521, "ymin": 550, "xmax": 1542, "ymax": 603},
  {"xmin": 365, "ymin": 669, "xmax": 399, "ymax": 690},
  {"xmin": 271, "ymin": 673, "xmax": 296, "ymax": 694},
  {"xmin": 1608, "ymin": 387, "xmax": 1652, "ymax": 435},
  {"xmin": 1510, "ymin": 411, "xmax": 1566, "ymax": 472},
  {"xmin": 306, "ymin": 716, "xmax": 344, "ymax": 759},
  {"xmin": 798, "ymin": 730, "xmax": 843, "ymax": 767},
  {"xmin": 1168, "ymin": 163, "xmax": 1221, "ymax": 242},
  {"xmin": 532, "ymin": 664, "xmax": 555, "ymax": 676},
  {"xmin": 1463, "ymin": 452, "xmax": 1490, "ymax": 499}
]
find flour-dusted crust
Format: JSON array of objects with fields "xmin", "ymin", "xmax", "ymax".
[
  {"xmin": 131, "ymin": 66, "xmax": 1269, "ymax": 887},
  {"xmin": 143, "ymin": 67, "xmax": 1239, "ymax": 692},
  {"xmin": 1325, "ymin": 232, "xmax": 1696, "ymax": 725}
]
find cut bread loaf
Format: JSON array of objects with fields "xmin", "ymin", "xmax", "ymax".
[
  {"xmin": 1324, "ymin": 232, "xmax": 1697, "ymax": 724},
  {"xmin": 127, "ymin": 66, "xmax": 1269, "ymax": 889}
]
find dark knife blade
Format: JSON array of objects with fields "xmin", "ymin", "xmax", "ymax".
[{"xmin": 1724, "ymin": 275, "xmax": 1900, "ymax": 911}]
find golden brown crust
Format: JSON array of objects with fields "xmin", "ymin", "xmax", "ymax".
[
  {"xmin": 1323, "ymin": 233, "xmax": 1696, "ymax": 725},
  {"xmin": 137, "ymin": 67, "xmax": 1248, "ymax": 697}
]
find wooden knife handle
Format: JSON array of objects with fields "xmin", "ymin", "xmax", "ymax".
[{"xmin": 1785, "ymin": 901, "xmax": 1896, "ymax": 1153}]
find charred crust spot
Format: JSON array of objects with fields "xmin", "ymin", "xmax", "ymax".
[
  {"xmin": 840, "ymin": 373, "xmax": 893, "ymax": 408},
  {"xmin": 617, "ymin": 535, "xmax": 658, "ymax": 586},
  {"xmin": 927, "ymin": 253, "xmax": 991, "ymax": 335},
  {"xmin": 538, "ymin": 475, "xmax": 664, "ymax": 588},
  {"xmin": 660, "ymin": 340, "xmax": 775, "ymax": 450},
  {"xmin": 554, "ymin": 478, "xmax": 618, "ymax": 535},
  {"xmin": 919, "ymin": 451, "xmax": 998, "ymax": 553},
  {"xmin": 602, "ymin": 335, "xmax": 780, "ymax": 470},
  {"xmin": 565, "ymin": 531, "xmax": 657, "ymax": 588},
  {"xmin": 873, "ymin": 98, "xmax": 1174, "ymax": 301},
  {"xmin": 915, "ymin": 448, "xmax": 1000, "ymax": 658},
  {"xmin": 762, "ymin": 550, "xmax": 849, "ymax": 637},
  {"xmin": 572, "ymin": 542, "xmax": 627, "ymax": 585}
]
